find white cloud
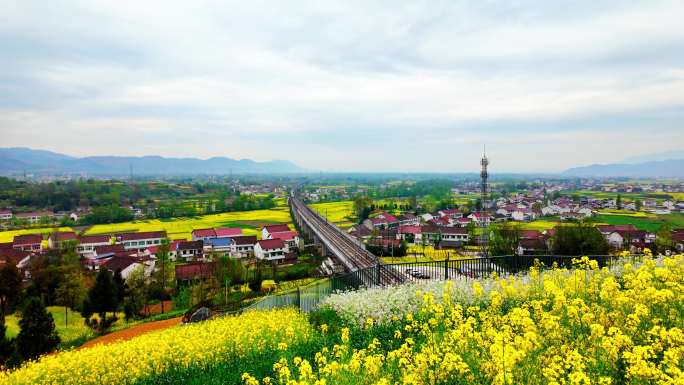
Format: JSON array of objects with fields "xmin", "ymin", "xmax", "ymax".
[{"xmin": 1, "ymin": 0, "xmax": 683, "ymax": 172}]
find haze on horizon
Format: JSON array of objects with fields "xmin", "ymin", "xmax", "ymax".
[{"xmin": 1, "ymin": 0, "xmax": 684, "ymax": 173}]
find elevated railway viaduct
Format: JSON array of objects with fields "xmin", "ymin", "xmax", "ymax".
[{"xmin": 289, "ymin": 194, "xmax": 405, "ymax": 285}]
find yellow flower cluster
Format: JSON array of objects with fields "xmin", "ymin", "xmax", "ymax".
[
  {"xmin": 0, "ymin": 308, "xmax": 311, "ymax": 385},
  {"xmin": 245, "ymin": 255, "xmax": 684, "ymax": 385}
]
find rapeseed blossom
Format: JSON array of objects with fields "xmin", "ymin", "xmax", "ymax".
[
  {"xmin": 0, "ymin": 308, "xmax": 310, "ymax": 385},
  {"xmin": 245, "ymin": 255, "xmax": 684, "ymax": 385}
]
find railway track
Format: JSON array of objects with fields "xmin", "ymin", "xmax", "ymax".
[{"xmin": 290, "ymin": 195, "xmax": 404, "ymax": 285}]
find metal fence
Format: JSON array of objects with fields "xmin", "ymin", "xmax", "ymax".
[
  {"xmin": 243, "ymin": 278, "xmax": 333, "ymax": 313},
  {"xmin": 242, "ymin": 254, "xmax": 645, "ymax": 313}
]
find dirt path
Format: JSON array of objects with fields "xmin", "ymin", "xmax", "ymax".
[{"xmin": 79, "ymin": 316, "xmax": 182, "ymax": 350}]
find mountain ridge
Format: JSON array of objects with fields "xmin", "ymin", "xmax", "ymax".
[
  {"xmin": 563, "ymin": 159, "xmax": 684, "ymax": 178},
  {"xmin": 0, "ymin": 147, "xmax": 306, "ymax": 175}
]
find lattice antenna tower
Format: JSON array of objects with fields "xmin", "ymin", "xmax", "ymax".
[{"xmin": 480, "ymin": 146, "xmax": 490, "ymax": 256}]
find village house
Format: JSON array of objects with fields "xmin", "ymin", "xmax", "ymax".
[
  {"xmin": 14, "ymin": 211, "xmax": 54, "ymax": 224},
  {"xmin": 0, "ymin": 248, "xmax": 32, "ymax": 276},
  {"xmin": 191, "ymin": 228, "xmax": 217, "ymax": 242},
  {"xmin": 348, "ymin": 225, "xmax": 373, "ymax": 241},
  {"xmin": 76, "ymin": 234, "xmax": 112, "ymax": 258},
  {"xmin": 672, "ymin": 229, "xmax": 684, "ymax": 252},
  {"xmin": 12, "ymin": 234, "xmax": 43, "ymax": 252},
  {"xmin": 177, "ymin": 240, "xmax": 204, "ymax": 262},
  {"xmin": 118, "ymin": 231, "xmax": 167, "ymax": 251},
  {"xmin": 203, "ymin": 237, "xmax": 233, "ymax": 256},
  {"xmin": 101, "ymin": 255, "xmax": 145, "ymax": 279},
  {"xmin": 261, "ymin": 224, "xmax": 291, "ymax": 239},
  {"xmin": 397, "ymin": 225, "xmax": 421, "ymax": 243},
  {"xmin": 438, "ymin": 227, "xmax": 470, "ymax": 248},
  {"xmin": 362, "ymin": 211, "xmax": 399, "ymax": 230},
  {"xmin": 437, "ymin": 209, "xmax": 463, "ymax": 219},
  {"xmin": 468, "ymin": 212, "xmax": 492, "ymax": 225},
  {"xmin": 516, "ymin": 230, "xmax": 549, "ymax": 255},
  {"xmin": 0, "ymin": 209, "xmax": 12, "ymax": 221},
  {"xmin": 47, "ymin": 231, "xmax": 78, "ymax": 249},
  {"xmin": 230, "ymin": 235, "xmax": 257, "ymax": 258},
  {"xmin": 396, "ymin": 213, "xmax": 419, "ymax": 226},
  {"xmin": 175, "ymin": 262, "xmax": 216, "ymax": 285},
  {"xmin": 254, "ymin": 239, "xmax": 287, "ymax": 263},
  {"xmin": 269, "ymin": 231, "xmax": 299, "ymax": 252}
]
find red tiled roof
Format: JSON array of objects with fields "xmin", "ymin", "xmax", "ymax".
[
  {"xmin": 178, "ymin": 240, "xmax": 203, "ymax": 251},
  {"xmin": 102, "ymin": 256, "xmax": 139, "ymax": 272},
  {"xmin": 263, "ymin": 224, "xmax": 290, "ymax": 234},
  {"xmin": 175, "ymin": 262, "xmax": 216, "ymax": 281},
  {"xmin": 520, "ymin": 230, "xmax": 543, "ymax": 240},
  {"xmin": 0, "ymin": 249, "xmax": 31, "ymax": 266},
  {"xmin": 215, "ymin": 228, "xmax": 243, "ymax": 237},
  {"xmin": 0, "ymin": 209, "xmax": 11, "ymax": 215},
  {"xmin": 191, "ymin": 228, "xmax": 216, "ymax": 238},
  {"xmin": 119, "ymin": 231, "xmax": 167, "ymax": 241},
  {"xmin": 597, "ymin": 225, "xmax": 637, "ymax": 233},
  {"xmin": 398, "ymin": 225, "xmax": 421, "ymax": 234},
  {"xmin": 148, "ymin": 240, "xmax": 181, "ymax": 254},
  {"xmin": 440, "ymin": 227, "xmax": 468, "ymax": 234},
  {"xmin": 232, "ymin": 235, "xmax": 257, "ymax": 246},
  {"xmin": 519, "ymin": 238, "xmax": 547, "ymax": 250},
  {"xmin": 50, "ymin": 231, "xmax": 77, "ymax": 241},
  {"xmin": 376, "ymin": 212, "xmax": 398, "ymax": 223},
  {"xmin": 78, "ymin": 234, "xmax": 112, "ymax": 244},
  {"xmin": 13, "ymin": 234, "xmax": 43, "ymax": 245},
  {"xmin": 257, "ymin": 239, "xmax": 285, "ymax": 250},
  {"xmin": 270, "ymin": 231, "xmax": 298, "ymax": 241},
  {"xmin": 94, "ymin": 244, "xmax": 126, "ymax": 256}
]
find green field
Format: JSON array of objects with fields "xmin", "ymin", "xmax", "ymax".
[
  {"xmin": 4, "ymin": 306, "xmax": 95, "ymax": 349},
  {"xmin": 594, "ymin": 213, "xmax": 684, "ymax": 232},
  {"xmin": 572, "ymin": 190, "xmax": 680, "ymax": 202}
]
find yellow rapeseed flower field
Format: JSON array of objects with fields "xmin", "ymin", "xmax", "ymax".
[
  {"xmin": 244, "ymin": 255, "xmax": 684, "ymax": 385},
  {"xmin": 0, "ymin": 308, "xmax": 311, "ymax": 385}
]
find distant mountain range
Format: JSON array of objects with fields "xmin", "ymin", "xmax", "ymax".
[
  {"xmin": 620, "ymin": 150, "xmax": 684, "ymax": 164},
  {"xmin": 563, "ymin": 150, "xmax": 684, "ymax": 178},
  {"xmin": 0, "ymin": 148, "xmax": 306, "ymax": 175}
]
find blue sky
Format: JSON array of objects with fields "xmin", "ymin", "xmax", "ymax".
[{"xmin": 1, "ymin": 0, "xmax": 683, "ymax": 172}]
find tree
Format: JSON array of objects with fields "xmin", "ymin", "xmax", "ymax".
[
  {"xmin": 155, "ymin": 239, "xmax": 171, "ymax": 314},
  {"xmin": 82, "ymin": 269, "xmax": 119, "ymax": 334},
  {"xmin": 656, "ymin": 223, "xmax": 675, "ymax": 253},
  {"xmin": 616, "ymin": 194, "xmax": 622, "ymax": 210},
  {"xmin": 113, "ymin": 269, "xmax": 126, "ymax": 306},
  {"xmin": 0, "ymin": 320, "xmax": 16, "ymax": 367},
  {"xmin": 0, "ymin": 264, "xmax": 22, "ymax": 325},
  {"xmin": 16, "ymin": 298, "xmax": 60, "ymax": 360},
  {"xmin": 551, "ymin": 221, "xmax": 609, "ymax": 256},
  {"xmin": 466, "ymin": 222, "xmax": 477, "ymax": 245},
  {"xmin": 490, "ymin": 223, "xmax": 522, "ymax": 256},
  {"xmin": 123, "ymin": 266, "xmax": 147, "ymax": 321},
  {"xmin": 55, "ymin": 272, "xmax": 86, "ymax": 327}
]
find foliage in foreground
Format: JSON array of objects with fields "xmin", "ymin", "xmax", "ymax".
[
  {"xmin": 0, "ymin": 308, "xmax": 311, "ymax": 385},
  {"xmin": 243, "ymin": 255, "xmax": 684, "ymax": 385}
]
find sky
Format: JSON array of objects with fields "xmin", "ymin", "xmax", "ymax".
[{"xmin": 1, "ymin": 0, "xmax": 684, "ymax": 173}]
